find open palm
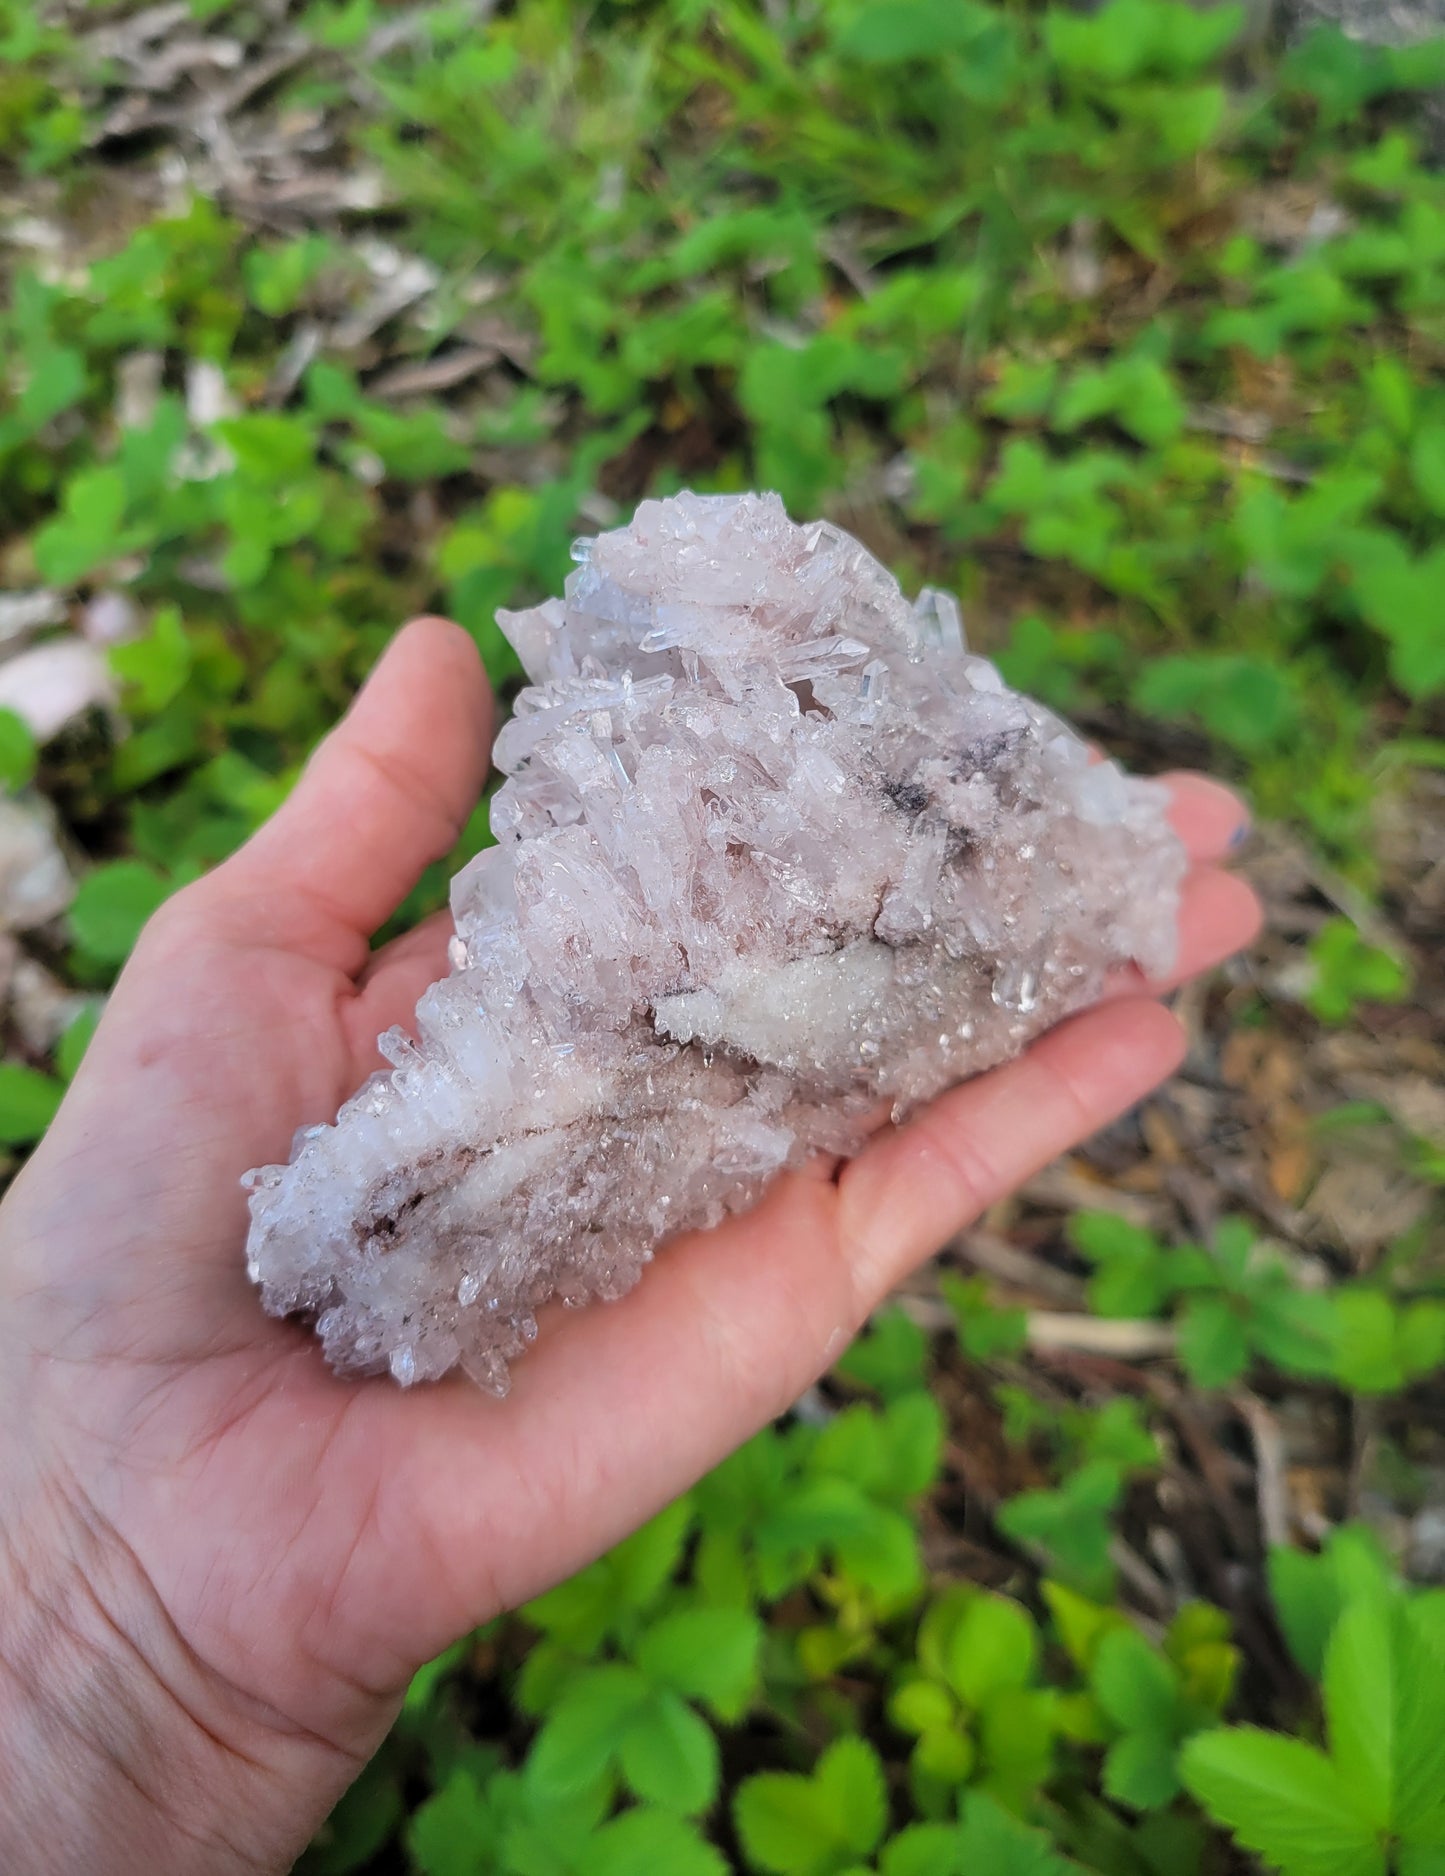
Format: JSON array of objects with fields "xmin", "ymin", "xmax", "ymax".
[{"xmin": 0, "ymin": 619, "xmax": 1259, "ymax": 1870}]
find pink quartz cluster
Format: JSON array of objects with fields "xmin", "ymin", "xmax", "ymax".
[{"xmin": 244, "ymin": 493, "xmax": 1184, "ymax": 1390}]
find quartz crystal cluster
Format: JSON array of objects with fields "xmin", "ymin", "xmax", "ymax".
[{"xmin": 244, "ymin": 493, "xmax": 1185, "ymax": 1390}]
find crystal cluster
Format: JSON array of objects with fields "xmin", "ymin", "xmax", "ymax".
[{"xmin": 244, "ymin": 493, "xmax": 1185, "ymax": 1390}]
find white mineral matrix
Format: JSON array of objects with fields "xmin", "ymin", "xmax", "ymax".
[{"xmin": 244, "ymin": 492, "xmax": 1185, "ymax": 1390}]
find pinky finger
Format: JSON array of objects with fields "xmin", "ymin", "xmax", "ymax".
[{"xmin": 835, "ymin": 998, "xmax": 1186, "ymax": 1307}]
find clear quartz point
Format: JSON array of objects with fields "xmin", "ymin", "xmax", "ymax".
[{"xmin": 243, "ymin": 491, "xmax": 1185, "ymax": 1387}]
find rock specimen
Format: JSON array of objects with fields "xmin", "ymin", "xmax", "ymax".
[{"xmin": 244, "ymin": 493, "xmax": 1185, "ymax": 1390}]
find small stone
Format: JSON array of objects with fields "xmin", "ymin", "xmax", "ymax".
[
  {"xmin": 245, "ymin": 493, "xmax": 1185, "ymax": 1388},
  {"xmin": 0, "ymin": 591, "xmax": 66, "ymax": 648},
  {"xmin": 0, "ymin": 798, "xmax": 74, "ymax": 932},
  {"xmin": 9, "ymin": 956, "xmax": 88, "ymax": 1052},
  {"xmin": 0, "ymin": 641, "xmax": 115, "ymax": 743},
  {"xmin": 81, "ymin": 592, "xmax": 140, "ymax": 647}
]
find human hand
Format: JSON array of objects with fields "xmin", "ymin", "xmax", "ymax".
[{"xmin": 0, "ymin": 619, "xmax": 1259, "ymax": 1873}]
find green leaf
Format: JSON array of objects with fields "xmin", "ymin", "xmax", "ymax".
[
  {"xmin": 1103, "ymin": 1730, "xmax": 1181, "ymax": 1811},
  {"xmin": 1392, "ymin": 1599, "xmax": 1445, "ymax": 1843},
  {"xmin": 405, "ymin": 1767, "xmax": 496, "ymax": 1876},
  {"xmin": 215, "ymin": 412, "xmax": 316, "ymax": 481},
  {"xmin": 1070, "ymin": 1212, "xmax": 1173, "ymax": 1318},
  {"xmin": 911, "ymin": 1723, "xmax": 976, "ymax": 1787},
  {"xmin": 1366, "ymin": 357, "xmax": 1416, "ymax": 437},
  {"xmin": 944, "ymin": 1593, "xmax": 1039, "ymax": 1708},
  {"xmin": 1400, "ymin": 1850, "xmax": 1445, "ymax": 1876},
  {"xmin": 309, "ymin": 1748, "xmax": 406, "ymax": 1873},
  {"xmin": 526, "ymin": 1497, "xmax": 692, "ymax": 1651},
  {"xmin": 1412, "ymin": 1592, "xmax": 1445, "ymax": 1657},
  {"xmin": 1327, "ymin": 1289, "xmax": 1430, "ymax": 1393},
  {"xmin": 0, "ymin": 708, "xmax": 37, "ymax": 792},
  {"xmin": 33, "ymin": 466, "xmax": 129, "ymax": 584},
  {"xmin": 835, "ymin": 0, "xmax": 998, "ymax": 65},
  {"xmin": 1081, "ymin": 1398, "xmax": 1159, "ymax": 1473},
  {"xmin": 1235, "ymin": 475, "xmax": 1380, "ymax": 600},
  {"xmin": 498, "ymin": 1766, "xmax": 611, "ymax": 1871},
  {"xmin": 809, "ymin": 1404, "xmax": 885, "ymax": 1492},
  {"xmin": 953, "ymin": 1793, "xmax": 1085, "ymax": 1874},
  {"xmin": 355, "ymin": 404, "xmax": 472, "ymax": 481},
  {"xmin": 1167, "ymin": 1604, "xmax": 1239, "ymax": 1713},
  {"xmin": 1042, "ymin": 1582, "xmax": 1128, "ymax": 1672},
  {"xmin": 1270, "ymin": 1529, "xmax": 1395, "ymax": 1678},
  {"xmin": 735, "ymin": 1774, "xmax": 833, "ymax": 1875},
  {"xmin": 816, "ymin": 1738, "xmax": 889, "ymax": 1858},
  {"xmin": 15, "ymin": 342, "xmax": 86, "ymax": 434},
  {"xmin": 520, "ymin": 1566, "xmax": 617, "ymax": 1659},
  {"xmin": 1352, "ymin": 545, "xmax": 1445, "ymax": 700},
  {"xmin": 1132, "ymin": 655, "xmax": 1298, "ymax": 754},
  {"xmin": 111, "ymin": 607, "xmax": 193, "ymax": 716},
  {"xmin": 1176, "ymin": 1294, "xmax": 1249, "ymax": 1388},
  {"xmin": 984, "ymin": 360, "xmax": 1061, "ymax": 423},
  {"xmin": 69, "ymin": 861, "xmax": 174, "ymax": 966},
  {"xmin": 693, "ymin": 1528, "xmax": 753, "ymax": 1610},
  {"xmin": 880, "ymin": 1825, "xmax": 965, "ymax": 1876},
  {"xmin": 761, "ymin": 1472, "xmax": 868, "ymax": 1549},
  {"xmin": 242, "ymin": 235, "xmax": 331, "ymax": 316},
  {"xmin": 977, "ymin": 1686, "xmax": 1058, "ymax": 1809},
  {"xmin": 998, "ymin": 1462, "xmax": 1124, "ymax": 1597},
  {"xmin": 0, "ymin": 1061, "xmax": 64, "ymax": 1145},
  {"xmin": 877, "ymin": 1392, "xmax": 946, "ymax": 1499},
  {"xmin": 834, "ymin": 1308, "xmax": 929, "ymax": 1398},
  {"xmin": 527, "ymin": 1663, "xmax": 649, "ymax": 1792},
  {"xmin": 1411, "ymin": 426, "xmax": 1445, "ymax": 515},
  {"xmin": 1323, "ymin": 1598, "xmax": 1393, "ymax": 1828},
  {"xmin": 606, "ymin": 1495, "xmax": 694, "ymax": 1611},
  {"xmin": 635, "ymin": 1607, "xmax": 762, "ymax": 1718},
  {"xmin": 1305, "ymin": 920, "xmax": 1411, "ymax": 1025},
  {"xmin": 1282, "ymin": 23, "xmax": 1445, "ymax": 114},
  {"xmin": 1053, "ymin": 356, "xmax": 1185, "ymax": 448},
  {"xmin": 1181, "ymin": 1729, "xmax": 1385, "ymax": 1876},
  {"xmin": 1397, "ymin": 1304, "xmax": 1445, "ymax": 1386},
  {"xmin": 1092, "ymin": 1626, "xmax": 1181, "ymax": 1735},
  {"xmin": 941, "ymin": 1273, "xmax": 1028, "ymax": 1361},
  {"xmin": 821, "ymin": 1500, "xmax": 923, "ymax": 1605},
  {"xmin": 1252, "ymin": 1288, "xmax": 1340, "ymax": 1379},
  {"xmin": 888, "ymin": 1677, "xmax": 956, "ymax": 1738},
  {"xmin": 618, "ymin": 1689, "xmax": 720, "ymax": 1815},
  {"xmin": 401, "ymin": 1633, "xmax": 471, "ymax": 1717},
  {"xmin": 580, "ymin": 1809, "xmax": 728, "ymax": 1876},
  {"xmin": 733, "ymin": 1736, "xmax": 887, "ymax": 1875}
]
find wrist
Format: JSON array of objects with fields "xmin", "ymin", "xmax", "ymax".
[{"xmin": 0, "ymin": 1466, "xmax": 365, "ymax": 1876}]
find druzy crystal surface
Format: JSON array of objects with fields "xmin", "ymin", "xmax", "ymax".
[{"xmin": 244, "ymin": 493, "xmax": 1185, "ymax": 1390}]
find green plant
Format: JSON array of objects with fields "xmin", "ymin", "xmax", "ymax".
[
  {"xmin": 735, "ymin": 1735, "xmax": 890, "ymax": 1876},
  {"xmin": 1304, "ymin": 918, "xmax": 1413, "ymax": 1026},
  {"xmin": 1072, "ymin": 1207, "xmax": 1445, "ymax": 1397},
  {"xmin": 1183, "ymin": 1535, "xmax": 1445, "ymax": 1876},
  {"xmin": 409, "ymin": 1760, "xmax": 728, "ymax": 1876},
  {"xmin": 989, "ymin": 1394, "xmax": 1160, "ymax": 1595},
  {"xmin": 941, "ymin": 1272, "xmax": 1028, "ymax": 1363},
  {"xmin": 517, "ymin": 1514, "xmax": 762, "ymax": 1817},
  {"xmin": 888, "ymin": 1585, "xmax": 1057, "ymax": 1810},
  {"xmin": 1329, "ymin": 1286, "xmax": 1445, "ymax": 1394},
  {"xmin": 0, "ymin": 1061, "xmax": 64, "ymax": 1147},
  {"xmin": 1071, "ymin": 1213, "xmax": 1339, "ymax": 1387},
  {"xmin": 1088, "ymin": 1607, "xmax": 1238, "ymax": 1810}
]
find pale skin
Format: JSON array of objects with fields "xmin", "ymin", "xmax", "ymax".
[{"xmin": 0, "ymin": 619, "xmax": 1260, "ymax": 1872}]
